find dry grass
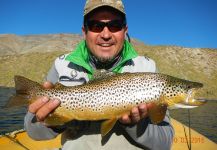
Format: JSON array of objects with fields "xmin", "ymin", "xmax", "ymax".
[
  {"xmin": 133, "ymin": 42, "xmax": 217, "ymax": 99},
  {"xmin": 0, "ymin": 51, "xmax": 68, "ymax": 85},
  {"xmin": 0, "ymin": 37, "xmax": 217, "ymax": 99}
]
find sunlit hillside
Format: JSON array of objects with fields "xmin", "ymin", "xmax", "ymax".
[{"xmin": 0, "ymin": 34, "xmax": 216, "ymax": 99}]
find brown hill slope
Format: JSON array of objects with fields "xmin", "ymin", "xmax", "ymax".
[
  {"xmin": 0, "ymin": 34, "xmax": 83, "ymax": 56},
  {"xmin": 0, "ymin": 34, "xmax": 216, "ymax": 99}
]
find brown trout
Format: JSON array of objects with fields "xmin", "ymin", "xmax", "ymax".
[{"xmin": 9, "ymin": 72, "xmax": 206, "ymax": 136}]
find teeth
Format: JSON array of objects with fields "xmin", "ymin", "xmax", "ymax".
[{"xmin": 100, "ymin": 43, "xmax": 112, "ymax": 47}]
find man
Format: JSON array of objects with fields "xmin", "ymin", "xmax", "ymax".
[{"xmin": 24, "ymin": 0, "xmax": 174, "ymax": 149}]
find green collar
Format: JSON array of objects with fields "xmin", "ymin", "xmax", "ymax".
[{"xmin": 65, "ymin": 40, "xmax": 138, "ymax": 78}]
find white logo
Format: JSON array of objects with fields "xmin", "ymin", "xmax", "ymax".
[{"xmin": 70, "ymin": 70, "xmax": 78, "ymax": 78}]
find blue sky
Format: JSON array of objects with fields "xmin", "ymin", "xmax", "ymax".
[{"xmin": 0, "ymin": 0, "xmax": 216, "ymax": 48}]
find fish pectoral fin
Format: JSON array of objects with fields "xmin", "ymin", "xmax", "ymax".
[
  {"xmin": 44, "ymin": 107, "xmax": 75, "ymax": 126},
  {"xmin": 148, "ymin": 103, "xmax": 167, "ymax": 124},
  {"xmin": 101, "ymin": 118, "xmax": 118, "ymax": 136},
  {"xmin": 44, "ymin": 112, "xmax": 72, "ymax": 126}
]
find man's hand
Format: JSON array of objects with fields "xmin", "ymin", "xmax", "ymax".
[
  {"xmin": 28, "ymin": 81, "xmax": 61, "ymax": 122},
  {"xmin": 119, "ymin": 103, "xmax": 152, "ymax": 125}
]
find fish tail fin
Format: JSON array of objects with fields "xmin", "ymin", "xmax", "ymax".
[{"xmin": 6, "ymin": 75, "xmax": 41, "ymax": 107}]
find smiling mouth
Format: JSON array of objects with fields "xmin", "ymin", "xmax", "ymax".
[{"xmin": 98, "ymin": 43, "xmax": 114, "ymax": 47}]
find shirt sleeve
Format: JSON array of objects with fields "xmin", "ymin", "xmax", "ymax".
[
  {"xmin": 120, "ymin": 111, "xmax": 174, "ymax": 150},
  {"xmin": 45, "ymin": 62, "xmax": 59, "ymax": 84},
  {"xmin": 24, "ymin": 112, "xmax": 63, "ymax": 140}
]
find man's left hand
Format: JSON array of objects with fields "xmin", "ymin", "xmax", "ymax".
[{"xmin": 119, "ymin": 103, "xmax": 152, "ymax": 125}]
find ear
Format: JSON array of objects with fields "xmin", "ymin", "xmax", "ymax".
[
  {"xmin": 124, "ymin": 25, "xmax": 128, "ymax": 35},
  {"xmin": 124, "ymin": 26, "xmax": 129, "ymax": 41},
  {"xmin": 82, "ymin": 26, "xmax": 87, "ymax": 39}
]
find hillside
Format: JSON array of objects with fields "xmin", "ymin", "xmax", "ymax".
[
  {"xmin": 0, "ymin": 34, "xmax": 83, "ymax": 56},
  {"xmin": 0, "ymin": 34, "xmax": 216, "ymax": 99}
]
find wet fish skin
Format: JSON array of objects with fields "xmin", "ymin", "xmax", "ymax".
[{"xmin": 9, "ymin": 72, "xmax": 205, "ymax": 136}]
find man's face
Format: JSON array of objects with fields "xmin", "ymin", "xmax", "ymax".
[{"xmin": 82, "ymin": 9, "xmax": 128, "ymax": 62}]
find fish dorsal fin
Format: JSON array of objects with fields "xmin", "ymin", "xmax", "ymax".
[
  {"xmin": 148, "ymin": 103, "xmax": 167, "ymax": 124},
  {"xmin": 101, "ymin": 118, "xmax": 118, "ymax": 136},
  {"xmin": 91, "ymin": 69, "xmax": 116, "ymax": 81},
  {"xmin": 54, "ymin": 82, "xmax": 65, "ymax": 89}
]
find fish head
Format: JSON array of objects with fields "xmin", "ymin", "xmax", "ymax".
[
  {"xmin": 165, "ymin": 78, "xmax": 206, "ymax": 109},
  {"xmin": 179, "ymin": 81, "xmax": 206, "ymax": 108}
]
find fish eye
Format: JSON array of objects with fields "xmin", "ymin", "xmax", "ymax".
[{"xmin": 187, "ymin": 85, "xmax": 191, "ymax": 89}]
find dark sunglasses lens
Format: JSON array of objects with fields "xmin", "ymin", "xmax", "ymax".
[
  {"xmin": 87, "ymin": 20, "xmax": 125, "ymax": 33},
  {"xmin": 87, "ymin": 21, "xmax": 104, "ymax": 32},
  {"xmin": 108, "ymin": 20, "xmax": 125, "ymax": 32}
]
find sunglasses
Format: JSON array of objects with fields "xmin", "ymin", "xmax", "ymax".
[{"xmin": 85, "ymin": 20, "xmax": 126, "ymax": 33}]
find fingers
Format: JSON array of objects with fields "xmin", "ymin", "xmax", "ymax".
[
  {"xmin": 131, "ymin": 107, "xmax": 140, "ymax": 123},
  {"xmin": 35, "ymin": 98, "xmax": 60, "ymax": 121},
  {"xmin": 119, "ymin": 114, "xmax": 131, "ymax": 124},
  {"xmin": 119, "ymin": 107, "xmax": 140, "ymax": 125},
  {"xmin": 28, "ymin": 96, "xmax": 61, "ymax": 122},
  {"xmin": 42, "ymin": 81, "xmax": 54, "ymax": 89},
  {"xmin": 119, "ymin": 103, "xmax": 149, "ymax": 125},
  {"xmin": 28, "ymin": 96, "xmax": 49, "ymax": 114},
  {"xmin": 138, "ymin": 103, "xmax": 148, "ymax": 118},
  {"xmin": 28, "ymin": 81, "xmax": 60, "ymax": 122}
]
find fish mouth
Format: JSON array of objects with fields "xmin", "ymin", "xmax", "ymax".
[
  {"xmin": 168, "ymin": 97, "xmax": 207, "ymax": 109},
  {"xmin": 167, "ymin": 84, "xmax": 206, "ymax": 109},
  {"xmin": 181, "ymin": 98, "xmax": 207, "ymax": 107},
  {"xmin": 179, "ymin": 88, "xmax": 207, "ymax": 108},
  {"xmin": 191, "ymin": 82, "xmax": 203, "ymax": 89}
]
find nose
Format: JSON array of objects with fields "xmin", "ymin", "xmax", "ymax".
[{"xmin": 100, "ymin": 26, "xmax": 112, "ymax": 40}]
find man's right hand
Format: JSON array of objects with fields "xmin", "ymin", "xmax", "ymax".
[{"xmin": 28, "ymin": 81, "xmax": 61, "ymax": 122}]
